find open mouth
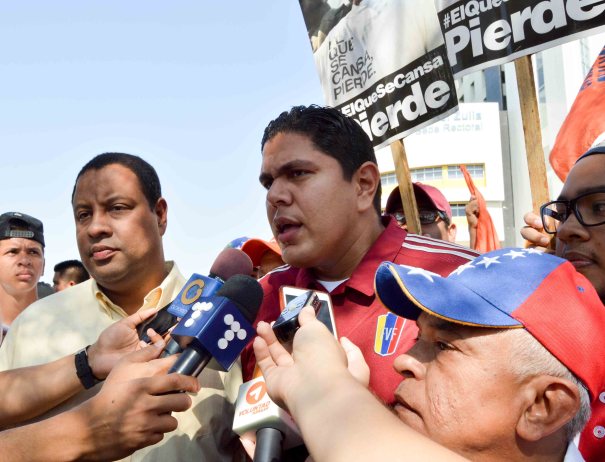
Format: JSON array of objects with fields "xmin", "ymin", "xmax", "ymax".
[{"xmin": 274, "ymin": 217, "xmax": 301, "ymax": 243}]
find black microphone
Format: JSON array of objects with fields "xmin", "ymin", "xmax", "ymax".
[
  {"xmin": 168, "ymin": 274, "xmax": 263, "ymax": 376},
  {"xmin": 146, "ymin": 248, "xmax": 253, "ymax": 357}
]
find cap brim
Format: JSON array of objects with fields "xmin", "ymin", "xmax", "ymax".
[
  {"xmin": 375, "ymin": 262, "xmax": 522, "ymax": 328},
  {"xmin": 241, "ymin": 239, "xmax": 281, "ymax": 266}
]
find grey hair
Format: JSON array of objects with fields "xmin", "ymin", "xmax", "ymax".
[{"xmin": 500, "ymin": 329, "xmax": 591, "ymax": 441}]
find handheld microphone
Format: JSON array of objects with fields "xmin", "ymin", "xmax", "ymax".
[
  {"xmin": 232, "ymin": 377, "xmax": 303, "ymax": 462},
  {"xmin": 140, "ymin": 247, "xmax": 252, "ymax": 355},
  {"xmin": 168, "ymin": 274, "xmax": 263, "ymax": 376}
]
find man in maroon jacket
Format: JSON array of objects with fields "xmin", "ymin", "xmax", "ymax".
[{"xmin": 241, "ymin": 105, "xmax": 478, "ymax": 403}]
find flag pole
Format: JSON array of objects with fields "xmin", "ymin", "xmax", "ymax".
[
  {"xmin": 514, "ymin": 55, "xmax": 550, "ymax": 212},
  {"xmin": 390, "ymin": 139, "xmax": 421, "ymax": 234}
]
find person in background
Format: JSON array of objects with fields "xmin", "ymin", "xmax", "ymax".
[
  {"xmin": 0, "ymin": 212, "xmax": 45, "ymax": 341},
  {"xmin": 384, "ymin": 183, "xmax": 457, "ymax": 242},
  {"xmin": 36, "ymin": 282, "xmax": 54, "ymax": 299},
  {"xmin": 52, "ymin": 259, "xmax": 89, "ymax": 292},
  {"xmin": 241, "ymin": 238, "xmax": 284, "ymax": 279},
  {"xmin": 520, "ymin": 143, "xmax": 605, "ymax": 461}
]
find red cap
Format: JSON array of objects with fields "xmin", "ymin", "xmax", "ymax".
[
  {"xmin": 241, "ymin": 238, "xmax": 282, "ymax": 267},
  {"xmin": 385, "ymin": 183, "xmax": 452, "ymax": 219}
]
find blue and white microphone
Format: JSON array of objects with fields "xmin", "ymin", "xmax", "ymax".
[
  {"xmin": 168, "ymin": 274, "xmax": 263, "ymax": 376},
  {"xmin": 157, "ymin": 247, "xmax": 253, "ymax": 357}
]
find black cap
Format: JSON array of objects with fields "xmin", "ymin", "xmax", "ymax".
[{"xmin": 0, "ymin": 212, "xmax": 45, "ymax": 247}]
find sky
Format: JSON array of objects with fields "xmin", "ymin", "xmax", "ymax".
[{"xmin": 0, "ymin": 2, "xmax": 325, "ymax": 281}]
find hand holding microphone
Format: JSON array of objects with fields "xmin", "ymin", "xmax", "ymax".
[{"xmin": 135, "ymin": 247, "xmax": 253, "ymax": 356}]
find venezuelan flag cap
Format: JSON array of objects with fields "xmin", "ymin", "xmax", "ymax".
[{"xmin": 375, "ymin": 247, "xmax": 605, "ymax": 400}]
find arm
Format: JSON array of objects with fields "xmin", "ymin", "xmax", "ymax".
[
  {"xmin": 465, "ymin": 196, "xmax": 478, "ymax": 250},
  {"xmin": 0, "ymin": 342, "xmax": 200, "ymax": 462},
  {"xmin": 0, "ymin": 308, "xmax": 159, "ymax": 427},
  {"xmin": 254, "ymin": 307, "xmax": 467, "ymax": 462}
]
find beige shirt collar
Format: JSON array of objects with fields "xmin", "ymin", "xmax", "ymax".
[{"xmin": 91, "ymin": 261, "xmax": 184, "ymax": 318}]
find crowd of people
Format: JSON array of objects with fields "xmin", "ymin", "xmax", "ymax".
[{"xmin": 0, "ymin": 105, "xmax": 603, "ymax": 462}]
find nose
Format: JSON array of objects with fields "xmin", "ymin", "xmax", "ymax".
[
  {"xmin": 555, "ymin": 209, "xmax": 590, "ymax": 244},
  {"xmin": 393, "ymin": 350, "xmax": 426, "ymax": 381},
  {"xmin": 266, "ymin": 178, "xmax": 291, "ymax": 208},
  {"xmin": 86, "ymin": 211, "xmax": 112, "ymax": 238},
  {"xmin": 17, "ymin": 251, "xmax": 33, "ymax": 267}
]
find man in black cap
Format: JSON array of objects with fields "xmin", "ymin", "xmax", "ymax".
[{"xmin": 0, "ymin": 212, "xmax": 45, "ymax": 340}]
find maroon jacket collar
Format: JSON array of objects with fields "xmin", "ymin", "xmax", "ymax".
[{"xmin": 293, "ymin": 217, "xmax": 406, "ymax": 297}]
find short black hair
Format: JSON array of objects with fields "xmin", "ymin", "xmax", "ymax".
[
  {"xmin": 53, "ymin": 259, "xmax": 90, "ymax": 284},
  {"xmin": 71, "ymin": 153, "xmax": 162, "ymax": 209},
  {"xmin": 261, "ymin": 105, "xmax": 381, "ymax": 213}
]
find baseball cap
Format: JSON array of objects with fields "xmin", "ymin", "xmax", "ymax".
[
  {"xmin": 0, "ymin": 212, "xmax": 45, "ymax": 247},
  {"xmin": 241, "ymin": 238, "xmax": 282, "ymax": 267},
  {"xmin": 575, "ymin": 143, "xmax": 605, "ymax": 164},
  {"xmin": 225, "ymin": 236, "xmax": 250, "ymax": 250},
  {"xmin": 385, "ymin": 183, "xmax": 452, "ymax": 219},
  {"xmin": 375, "ymin": 248, "xmax": 605, "ymax": 399}
]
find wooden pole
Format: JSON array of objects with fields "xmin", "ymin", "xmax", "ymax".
[
  {"xmin": 390, "ymin": 139, "xmax": 421, "ymax": 234},
  {"xmin": 514, "ymin": 55, "xmax": 550, "ymax": 212}
]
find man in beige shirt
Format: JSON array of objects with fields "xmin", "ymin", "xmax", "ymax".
[{"xmin": 0, "ymin": 153, "xmax": 245, "ymax": 461}]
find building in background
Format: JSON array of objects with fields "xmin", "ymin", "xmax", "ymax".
[{"xmin": 377, "ymin": 33, "xmax": 605, "ymax": 247}]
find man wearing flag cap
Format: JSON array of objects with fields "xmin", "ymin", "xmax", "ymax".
[
  {"xmin": 522, "ymin": 143, "xmax": 605, "ymax": 461},
  {"xmin": 253, "ymin": 248, "xmax": 600, "ymax": 461}
]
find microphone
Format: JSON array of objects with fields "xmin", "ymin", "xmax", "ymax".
[
  {"xmin": 168, "ymin": 274, "xmax": 263, "ymax": 376},
  {"xmin": 232, "ymin": 377, "xmax": 303, "ymax": 462},
  {"xmin": 147, "ymin": 247, "xmax": 253, "ymax": 356}
]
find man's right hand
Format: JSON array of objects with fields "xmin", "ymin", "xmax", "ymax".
[
  {"xmin": 71, "ymin": 344, "xmax": 199, "ymax": 461},
  {"xmin": 521, "ymin": 211, "xmax": 552, "ymax": 249},
  {"xmin": 87, "ymin": 308, "xmax": 160, "ymax": 380}
]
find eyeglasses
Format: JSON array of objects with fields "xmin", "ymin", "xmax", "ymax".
[
  {"xmin": 540, "ymin": 190, "xmax": 605, "ymax": 234},
  {"xmin": 392, "ymin": 210, "xmax": 448, "ymax": 227}
]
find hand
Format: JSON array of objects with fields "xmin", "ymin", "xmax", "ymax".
[
  {"xmin": 87, "ymin": 308, "xmax": 160, "ymax": 379},
  {"xmin": 253, "ymin": 306, "xmax": 351, "ymax": 413},
  {"xmin": 521, "ymin": 211, "xmax": 552, "ymax": 249},
  {"xmin": 465, "ymin": 195, "xmax": 479, "ymax": 229},
  {"xmin": 72, "ymin": 344, "xmax": 200, "ymax": 461},
  {"xmin": 340, "ymin": 337, "xmax": 369, "ymax": 387}
]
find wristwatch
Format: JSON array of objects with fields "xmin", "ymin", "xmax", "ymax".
[{"xmin": 75, "ymin": 345, "xmax": 102, "ymax": 389}]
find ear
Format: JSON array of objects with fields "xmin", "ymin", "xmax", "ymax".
[
  {"xmin": 68, "ymin": 281, "xmax": 76, "ymax": 287},
  {"xmin": 154, "ymin": 198, "xmax": 168, "ymax": 236},
  {"xmin": 354, "ymin": 161, "xmax": 380, "ymax": 213},
  {"xmin": 515, "ymin": 375, "xmax": 580, "ymax": 442},
  {"xmin": 447, "ymin": 223, "xmax": 457, "ymax": 242}
]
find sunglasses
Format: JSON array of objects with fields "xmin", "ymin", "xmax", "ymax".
[{"xmin": 392, "ymin": 210, "xmax": 448, "ymax": 227}]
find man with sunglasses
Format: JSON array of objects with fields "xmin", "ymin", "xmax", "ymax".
[
  {"xmin": 385, "ymin": 183, "xmax": 457, "ymax": 242},
  {"xmin": 521, "ymin": 143, "xmax": 605, "ymax": 462}
]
